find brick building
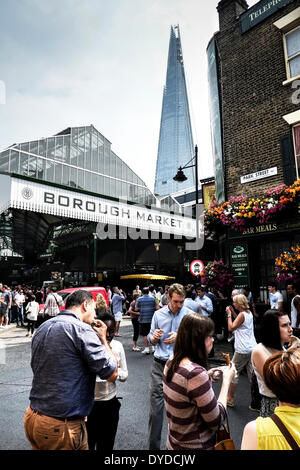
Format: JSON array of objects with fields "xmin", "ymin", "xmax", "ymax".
[{"xmin": 207, "ymin": 0, "xmax": 300, "ymax": 300}]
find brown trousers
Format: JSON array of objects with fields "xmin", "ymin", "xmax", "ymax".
[{"xmin": 24, "ymin": 406, "xmax": 88, "ymax": 450}]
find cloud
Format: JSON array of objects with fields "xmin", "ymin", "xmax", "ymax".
[{"xmin": 0, "ymin": 0, "xmax": 259, "ymax": 190}]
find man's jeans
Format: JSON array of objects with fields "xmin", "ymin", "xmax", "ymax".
[
  {"xmin": 148, "ymin": 358, "xmax": 166, "ymax": 450},
  {"xmin": 17, "ymin": 306, "xmax": 24, "ymax": 326},
  {"xmin": 24, "ymin": 406, "xmax": 88, "ymax": 450}
]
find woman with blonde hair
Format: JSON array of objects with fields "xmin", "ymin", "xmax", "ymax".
[
  {"xmin": 225, "ymin": 294, "xmax": 257, "ymax": 407},
  {"xmin": 95, "ymin": 293, "xmax": 108, "ymax": 318}
]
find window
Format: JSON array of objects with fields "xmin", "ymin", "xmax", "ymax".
[
  {"xmin": 284, "ymin": 26, "xmax": 300, "ymax": 79},
  {"xmin": 62, "ymin": 165, "xmax": 70, "ymax": 186},
  {"xmin": 37, "ymin": 158, "xmax": 45, "ymax": 180},
  {"xmin": 38, "ymin": 139, "xmax": 46, "ymax": 157},
  {"xmin": 29, "ymin": 141, "xmax": 38, "ymax": 155},
  {"xmin": 10, "ymin": 151, "xmax": 19, "ymax": 173},
  {"xmin": 293, "ymin": 124, "xmax": 300, "ymax": 178},
  {"xmin": 20, "ymin": 153, "xmax": 29, "ymax": 176},
  {"xmin": 55, "ymin": 136, "xmax": 64, "ymax": 162},
  {"xmin": 85, "ymin": 171, "xmax": 92, "ymax": 192},
  {"xmin": 47, "ymin": 138, "xmax": 55, "ymax": 160},
  {"xmin": 0, "ymin": 150, "xmax": 9, "ymax": 172},
  {"xmin": 69, "ymin": 167, "xmax": 77, "ymax": 187},
  {"xmin": 28, "ymin": 155, "xmax": 37, "ymax": 177}
]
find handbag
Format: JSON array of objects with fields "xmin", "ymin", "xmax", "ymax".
[
  {"xmin": 26, "ymin": 303, "xmax": 35, "ymax": 321},
  {"xmin": 270, "ymin": 414, "xmax": 300, "ymax": 450},
  {"xmin": 214, "ymin": 411, "xmax": 236, "ymax": 450}
]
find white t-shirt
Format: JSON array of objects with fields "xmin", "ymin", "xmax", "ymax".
[
  {"xmin": 234, "ymin": 311, "xmax": 257, "ymax": 354},
  {"xmin": 269, "ymin": 291, "xmax": 283, "ymax": 309},
  {"xmin": 291, "ymin": 295, "xmax": 300, "ymax": 328},
  {"xmin": 25, "ymin": 301, "xmax": 39, "ymax": 321},
  {"xmin": 94, "ymin": 339, "xmax": 128, "ymax": 401},
  {"xmin": 15, "ymin": 293, "xmax": 25, "ymax": 305}
]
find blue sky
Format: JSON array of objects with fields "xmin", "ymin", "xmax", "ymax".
[{"xmin": 0, "ymin": 0, "xmax": 258, "ymax": 190}]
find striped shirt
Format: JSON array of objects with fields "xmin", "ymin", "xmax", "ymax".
[
  {"xmin": 163, "ymin": 360, "xmax": 226, "ymax": 450},
  {"xmin": 136, "ymin": 294, "xmax": 157, "ymax": 323}
]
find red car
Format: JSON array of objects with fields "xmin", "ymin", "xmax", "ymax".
[{"xmin": 39, "ymin": 286, "xmax": 109, "ymax": 313}]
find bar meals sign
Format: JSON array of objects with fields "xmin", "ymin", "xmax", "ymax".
[
  {"xmin": 241, "ymin": 0, "xmax": 295, "ymax": 33},
  {"xmin": 241, "ymin": 167, "xmax": 278, "ymax": 184}
]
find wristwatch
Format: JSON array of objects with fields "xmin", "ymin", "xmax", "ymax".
[{"xmin": 227, "ymin": 315, "xmax": 232, "ymax": 319}]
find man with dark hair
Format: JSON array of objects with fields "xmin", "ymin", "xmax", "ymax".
[
  {"xmin": 43, "ymin": 286, "xmax": 64, "ymax": 321},
  {"xmin": 24, "ymin": 289, "xmax": 118, "ymax": 450},
  {"xmin": 136, "ymin": 287, "xmax": 159, "ymax": 354},
  {"xmin": 0, "ymin": 286, "xmax": 11, "ymax": 328},
  {"xmin": 34, "ymin": 287, "xmax": 44, "ymax": 305},
  {"xmin": 183, "ymin": 289, "xmax": 200, "ymax": 313},
  {"xmin": 195, "ymin": 286, "xmax": 213, "ymax": 317},
  {"xmin": 286, "ymin": 281, "xmax": 300, "ymax": 331},
  {"xmin": 267, "ymin": 282, "xmax": 283, "ymax": 310}
]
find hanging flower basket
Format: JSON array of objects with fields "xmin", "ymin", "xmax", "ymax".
[
  {"xmin": 201, "ymin": 259, "xmax": 234, "ymax": 290},
  {"xmin": 205, "ymin": 180, "xmax": 300, "ymax": 235},
  {"xmin": 275, "ymin": 245, "xmax": 300, "ymax": 282}
]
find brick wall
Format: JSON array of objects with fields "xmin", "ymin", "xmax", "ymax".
[{"xmin": 214, "ymin": 0, "xmax": 300, "ymax": 198}]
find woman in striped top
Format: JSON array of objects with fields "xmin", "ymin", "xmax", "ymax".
[{"xmin": 163, "ymin": 313, "xmax": 236, "ymax": 450}]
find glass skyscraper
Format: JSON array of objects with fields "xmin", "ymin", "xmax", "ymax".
[{"xmin": 154, "ymin": 25, "xmax": 195, "ymax": 197}]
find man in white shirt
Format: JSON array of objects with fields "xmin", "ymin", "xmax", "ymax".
[
  {"xmin": 15, "ymin": 288, "xmax": 25, "ymax": 326},
  {"xmin": 286, "ymin": 281, "xmax": 300, "ymax": 329},
  {"xmin": 195, "ymin": 286, "xmax": 213, "ymax": 317},
  {"xmin": 267, "ymin": 282, "xmax": 283, "ymax": 310},
  {"xmin": 43, "ymin": 287, "xmax": 64, "ymax": 321}
]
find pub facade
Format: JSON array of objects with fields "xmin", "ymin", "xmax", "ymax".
[{"xmin": 207, "ymin": 0, "xmax": 300, "ymax": 300}]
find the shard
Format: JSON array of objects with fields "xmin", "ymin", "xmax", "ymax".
[{"xmin": 154, "ymin": 25, "xmax": 195, "ymax": 196}]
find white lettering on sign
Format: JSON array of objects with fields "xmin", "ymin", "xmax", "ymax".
[
  {"xmin": 8, "ymin": 177, "xmax": 197, "ymax": 238},
  {"xmin": 249, "ymin": 0, "xmax": 289, "ymax": 22},
  {"xmin": 241, "ymin": 167, "xmax": 278, "ymax": 184}
]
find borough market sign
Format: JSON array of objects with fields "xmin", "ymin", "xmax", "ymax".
[
  {"xmin": 0, "ymin": 174, "xmax": 197, "ymax": 239},
  {"xmin": 241, "ymin": 0, "xmax": 295, "ymax": 33}
]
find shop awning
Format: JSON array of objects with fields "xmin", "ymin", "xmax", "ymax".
[{"xmin": 120, "ymin": 274, "xmax": 176, "ymax": 280}]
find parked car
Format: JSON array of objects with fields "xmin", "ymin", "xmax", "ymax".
[{"xmin": 38, "ymin": 286, "xmax": 109, "ymax": 313}]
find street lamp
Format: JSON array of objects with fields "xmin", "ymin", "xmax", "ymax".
[
  {"xmin": 173, "ymin": 145, "xmax": 200, "ymax": 259},
  {"xmin": 173, "ymin": 145, "xmax": 199, "ymax": 205}
]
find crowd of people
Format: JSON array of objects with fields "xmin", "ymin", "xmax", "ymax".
[{"xmin": 1, "ymin": 278, "xmax": 300, "ymax": 451}]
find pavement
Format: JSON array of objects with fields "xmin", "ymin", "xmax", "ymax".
[{"xmin": 0, "ymin": 315, "xmax": 251, "ymax": 451}]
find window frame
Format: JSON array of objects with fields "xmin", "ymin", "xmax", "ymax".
[
  {"xmin": 292, "ymin": 123, "xmax": 300, "ymax": 179},
  {"xmin": 283, "ymin": 25, "xmax": 300, "ymax": 81}
]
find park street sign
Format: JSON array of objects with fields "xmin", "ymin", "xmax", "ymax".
[{"xmin": 241, "ymin": 167, "xmax": 277, "ymax": 184}]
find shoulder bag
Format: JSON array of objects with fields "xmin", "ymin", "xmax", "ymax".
[
  {"xmin": 214, "ymin": 411, "xmax": 236, "ymax": 450},
  {"xmin": 270, "ymin": 414, "xmax": 300, "ymax": 450}
]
